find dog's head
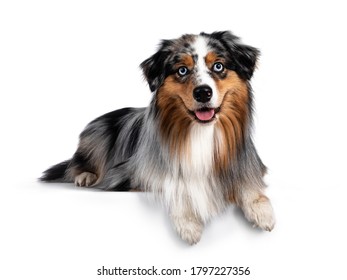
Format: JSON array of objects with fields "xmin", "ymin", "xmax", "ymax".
[{"xmin": 141, "ymin": 31, "xmax": 259, "ymax": 124}]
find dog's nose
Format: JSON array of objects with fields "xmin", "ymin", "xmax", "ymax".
[{"xmin": 193, "ymin": 85, "xmax": 213, "ymax": 103}]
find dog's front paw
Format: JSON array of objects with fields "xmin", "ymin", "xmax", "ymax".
[
  {"xmin": 242, "ymin": 196, "xmax": 275, "ymax": 231},
  {"xmin": 171, "ymin": 215, "xmax": 204, "ymax": 245},
  {"xmin": 74, "ymin": 172, "xmax": 97, "ymax": 187}
]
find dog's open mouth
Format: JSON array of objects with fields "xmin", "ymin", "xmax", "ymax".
[{"xmin": 190, "ymin": 107, "xmax": 220, "ymax": 123}]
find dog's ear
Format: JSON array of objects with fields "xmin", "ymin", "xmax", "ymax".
[
  {"xmin": 140, "ymin": 40, "xmax": 172, "ymax": 92},
  {"xmin": 210, "ymin": 31, "xmax": 260, "ymax": 80}
]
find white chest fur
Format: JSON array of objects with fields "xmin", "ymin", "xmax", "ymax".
[{"xmin": 162, "ymin": 123, "xmax": 226, "ymax": 222}]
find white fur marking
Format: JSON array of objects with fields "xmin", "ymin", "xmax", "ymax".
[
  {"xmin": 193, "ymin": 36, "xmax": 219, "ymax": 108},
  {"xmin": 162, "ymin": 124, "xmax": 226, "ymax": 222},
  {"xmin": 242, "ymin": 196, "xmax": 276, "ymax": 231},
  {"xmin": 171, "ymin": 214, "xmax": 203, "ymax": 245}
]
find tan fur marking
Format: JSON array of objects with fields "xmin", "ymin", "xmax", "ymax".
[
  {"xmin": 254, "ymin": 195, "xmax": 269, "ymax": 204},
  {"xmin": 159, "ymin": 75, "xmax": 196, "ymax": 110},
  {"xmin": 228, "ymin": 192, "xmax": 236, "ymax": 203},
  {"xmin": 157, "ymin": 72, "xmax": 204, "ymax": 157},
  {"xmin": 179, "ymin": 54, "xmax": 195, "ymax": 69},
  {"xmin": 205, "ymin": 52, "xmax": 220, "ymax": 67},
  {"xmin": 214, "ymin": 71, "xmax": 250, "ymax": 172}
]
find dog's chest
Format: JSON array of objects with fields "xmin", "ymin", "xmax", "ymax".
[
  {"xmin": 162, "ymin": 124, "xmax": 226, "ymax": 221},
  {"xmin": 183, "ymin": 124, "xmax": 215, "ymax": 175}
]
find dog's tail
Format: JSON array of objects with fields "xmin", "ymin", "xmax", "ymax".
[{"xmin": 40, "ymin": 160, "xmax": 72, "ymax": 182}]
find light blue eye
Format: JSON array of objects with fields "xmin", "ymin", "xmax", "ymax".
[
  {"xmin": 213, "ymin": 62, "xmax": 224, "ymax": 73},
  {"xmin": 177, "ymin": 66, "xmax": 189, "ymax": 76}
]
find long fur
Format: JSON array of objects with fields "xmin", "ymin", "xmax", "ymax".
[{"xmin": 41, "ymin": 31, "xmax": 275, "ymax": 244}]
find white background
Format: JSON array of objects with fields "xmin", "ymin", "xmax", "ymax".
[{"xmin": 1, "ymin": 0, "xmax": 347, "ymax": 279}]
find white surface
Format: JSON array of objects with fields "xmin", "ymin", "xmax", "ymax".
[{"xmin": 1, "ymin": 1, "xmax": 347, "ymax": 279}]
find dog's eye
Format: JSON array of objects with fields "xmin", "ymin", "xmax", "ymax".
[
  {"xmin": 212, "ymin": 62, "xmax": 224, "ymax": 73},
  {"xmin": 177, "ymin": 66, "xmax": 189, "ymax": 77}
]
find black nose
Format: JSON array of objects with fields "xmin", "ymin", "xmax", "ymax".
[{"xmin": 193, "ymin": 85, "xmax": 213, "ymax": 103}]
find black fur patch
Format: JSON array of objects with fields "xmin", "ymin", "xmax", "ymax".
[
  {"xmin": 91, "ymin": 107, "xmax": 135, "ymax": 159},
  {"xmin": 140, "ymin": 43, "xmax": 173, "ymax": 92},
  {"xmin": 127, "ymin": 117, "xmax": 143, "ymax": 157},
  {"xmin": 140, "ymin": 34, "xmax": 196, "ymax": 91},
  {"xmin": 40, "ymin": 160, "xmax": 71, "ymax": 182},
  {"xmin": 105, "ymin": 161, "xmax": 132, "ymax": 191},
  {"xmin": 106, "ymin": 178, "xmax": 131, "ymax": 191},
  {"xmin": 69, "ymin": 151, "xmax": 95, "ymax": 174},
  {"xmin": 202, "ymin": 31, "xmax": 260, "ymax": 80}
]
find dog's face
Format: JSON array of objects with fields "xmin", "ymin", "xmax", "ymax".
[{"xmin": 141, "ymin": 31, "xmax": 259, "ymax": 124}]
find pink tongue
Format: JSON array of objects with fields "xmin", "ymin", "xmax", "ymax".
[{"xmin": 195, "ymin": 109, "xmax": 215, "ymax": 121}]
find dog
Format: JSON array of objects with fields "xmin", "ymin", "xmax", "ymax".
[{"xmin": 41, "ymin": 31, "xmax": 275, "ymax": 244}]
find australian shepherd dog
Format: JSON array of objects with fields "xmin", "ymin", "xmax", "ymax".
[{"xmin": 41, "ymin": 31, "xmax": 275, "ymax": 244}]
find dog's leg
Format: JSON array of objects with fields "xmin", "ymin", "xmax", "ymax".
[
  {"xmin": 170, "ymin": 209, "xmax": 204, "ymax": 245},
  {"xmin": 66, "ymin": 150, "xmax": 102, "ymax": 187},
  {"xmin": 67, "ymin": 133, "xmax": 108, "ymax": 187},
  {"xmin": 234, "ymin": 184, "xmax": 275, "ymax": 231}
]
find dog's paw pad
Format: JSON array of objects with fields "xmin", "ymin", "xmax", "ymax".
[{"xmin": 74, "ymin": 172, "xmax": 97, "ymax": 187}]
